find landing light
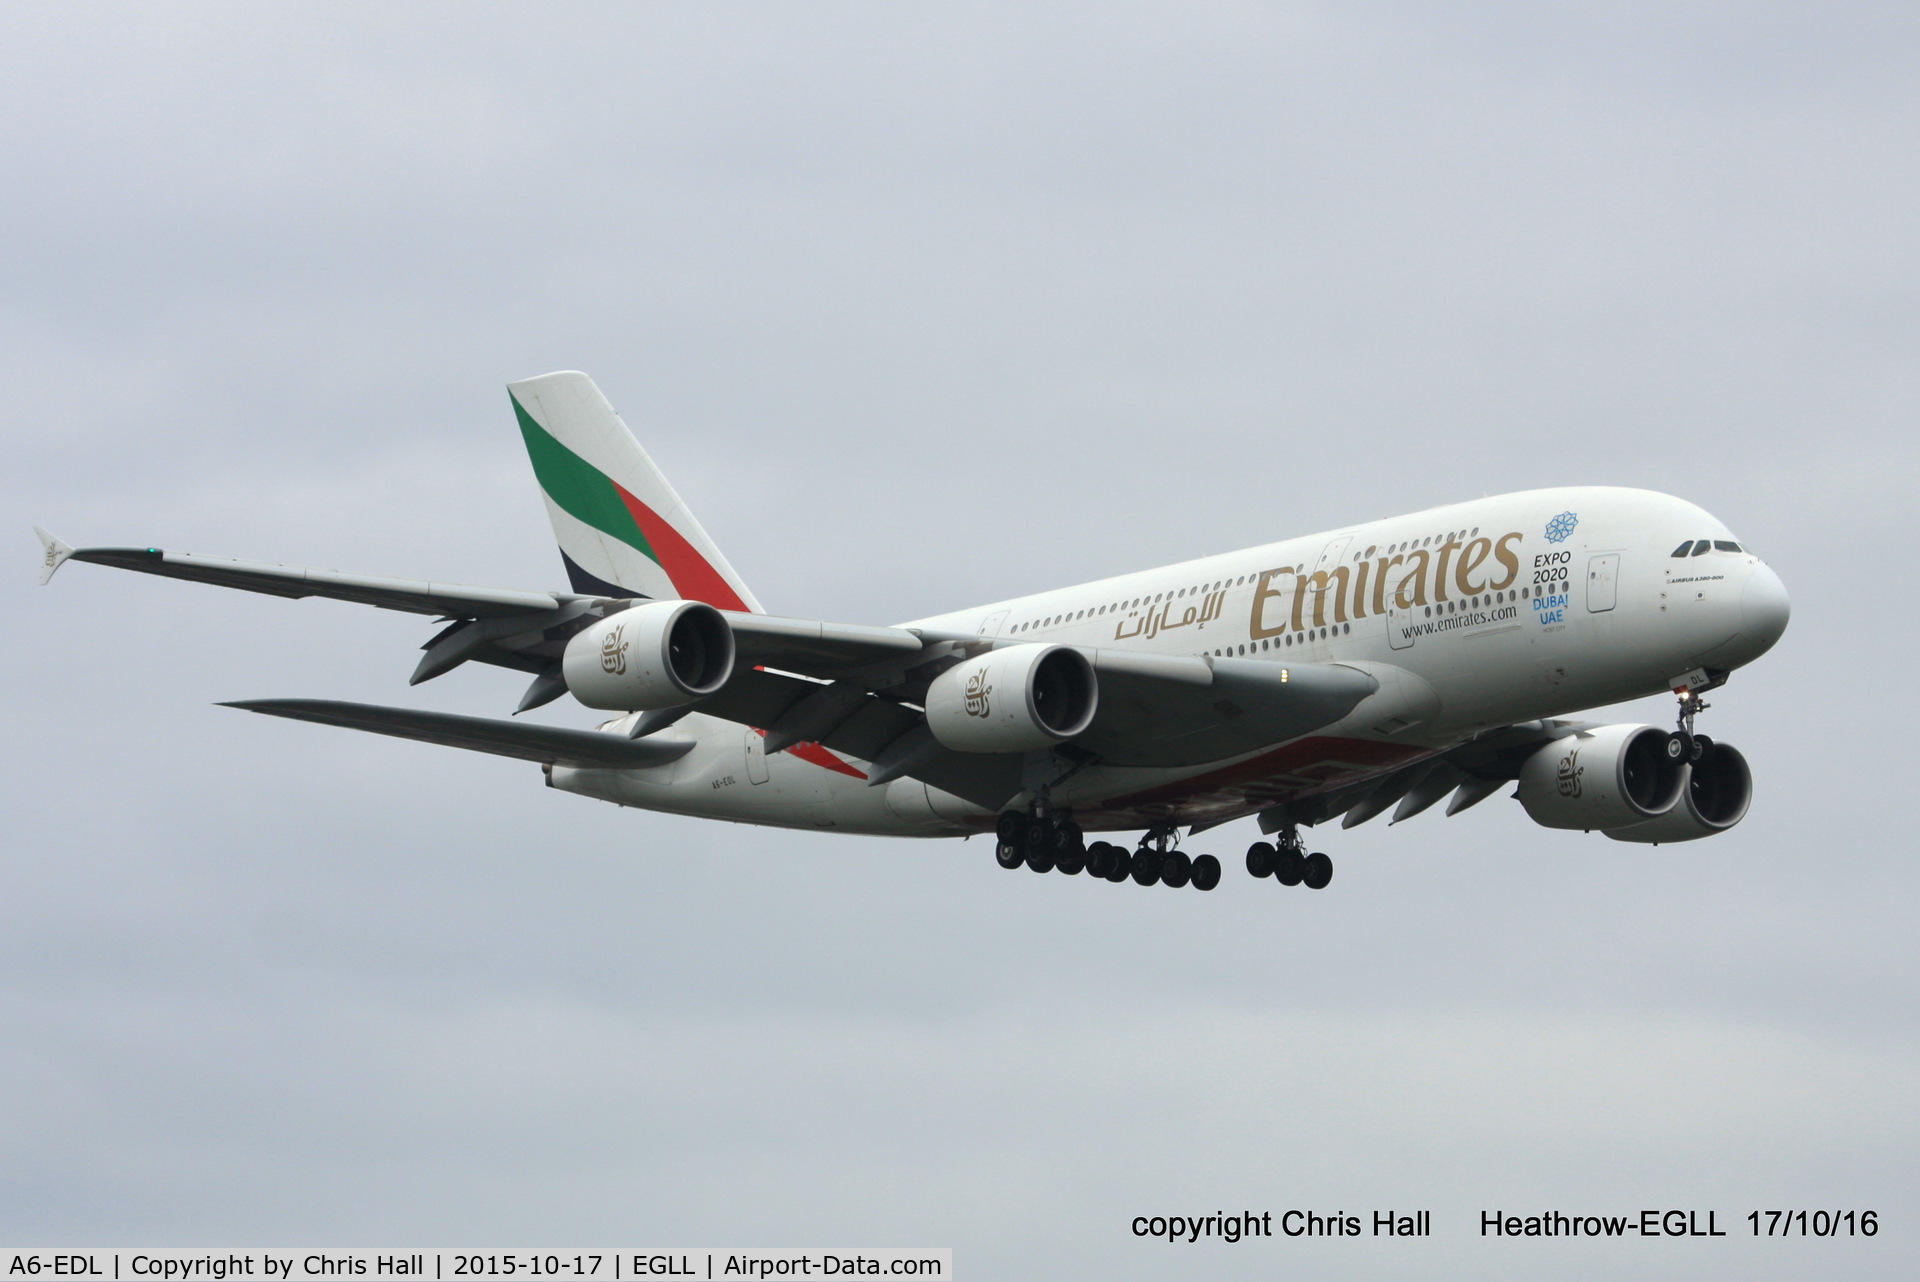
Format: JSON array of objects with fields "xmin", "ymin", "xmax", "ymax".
[{"xmin": 1280, "ymin": 668, "xmax": 1290, "ymax": 683}]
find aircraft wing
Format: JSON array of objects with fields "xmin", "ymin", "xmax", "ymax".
[
  {"xmin": 684, "ymin": 649, "xmax": 1382, "ymax": 811},
  {"xmin": 40, "ymin": 532, "xmax": 1381, "ymax": 805},
  {"xmin": 36, "ymin": 531, "xmax": 933, "ymax": 683},
  {"xmin": 221, "ymin": 699, "xmax": 696, "ymax": 769},
  {"xmin": 46, "ymin": 541, "xmax": 565, "ymax": 617},
  {"xmin": 1077, "ymin": 652, "xmax": 1377, "ymax": 767}
]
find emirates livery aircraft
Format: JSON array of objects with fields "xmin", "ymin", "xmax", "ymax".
[{"xmin": 37, "ymin": 372, "xmax": 1791, "ymax": 892}]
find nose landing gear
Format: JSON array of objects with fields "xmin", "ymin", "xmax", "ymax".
[{"xmin": 1668, "ymin": 671, "xmax": 1728, "ymax": 763}]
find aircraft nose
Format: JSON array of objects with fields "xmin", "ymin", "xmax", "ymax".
[{"xmin": 1741, "ymin": 562, "xmax": 1791, "ymax": 655}]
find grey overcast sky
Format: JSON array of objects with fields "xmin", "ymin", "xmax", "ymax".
[{"xmin": 4, "ymin": 3, "xmax": 1915, "ymax": 1277}]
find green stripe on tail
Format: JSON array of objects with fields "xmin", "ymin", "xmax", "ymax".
[{"xmin": 511, "ymin": 392, "xmax": 658, "ymax": 564}]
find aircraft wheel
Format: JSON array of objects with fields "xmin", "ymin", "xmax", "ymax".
[
  {"xmin": 996, "ymin": 811, "xmax": 1028, "ymax": 845},
  {"xmin": 1689, "ymin": 734, "xmax": 1713, "ymax": 763},
  {"xmin": 995, "ymin": 841, "xmax": 1024, "ymax": 870},
  {"xmin": 1274, "ymin": 846, "xmax": 1307, "ymax": 887},
  {"xmin": 1105, "ymin": 847, "xmax": 1133, "ymax": 882},
  {"xmin": 1058, "ymin": 820, "xmax": 1084, "ymax": 854},
  {"xmin": 1665, "ymin": 731, "xmax": 1692, "ymax": 763},
  {"xmin": 1161, "ymin": 851, "xmax": 1192, "ymax": 888},
  {"xmin": 1190, "ymin": 854, "xmax": 1222, "ymax": 892},
  {"xmin": 1302, "ymin": 852, "xmax": 1333, "ymax": 890},
  {"xmin": 1026, "ymin": 847, "xmax": 1056, "ymax": 874},
  {"xmin": 1055, "ymin": 846, "xmax": 1085, "ymax": 876},
  {"xmin": 1082, "ymin": 842, "xmax": 1108, "ymax": 878},
  {"xmin": 1245, "ymin": 842, "xmax": 1277, "ymax": 878},
  {"xmin": 1131, "ymin": 848, "xmax": 1163, "ymax": 887}
]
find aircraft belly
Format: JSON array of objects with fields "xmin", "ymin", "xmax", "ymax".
[{"xmin": 1052, "ymin": 733, "xmax": 1436, "ymax": 832}]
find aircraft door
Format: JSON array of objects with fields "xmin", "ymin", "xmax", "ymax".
[
  {"xmin": 1314, "ymin": 536, "xmax": 1353, "ymax": 574},
  {"xmin": 746, "ymin": 727, "xmax": 770, "ymax": 784},
  {"xmin": 1387, "ymin": 598, "xmax": 1415, "ymax": 649},
  {"xmin": 1587, "ymin": 554, "xmax": 1619, "ymax": 613},
  {"xmin": 978, "ymin": 610, "xmax": 1009, "ymax": 637}
]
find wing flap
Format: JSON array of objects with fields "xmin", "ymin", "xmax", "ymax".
[{"xmin": 221, "ymin": 699, "xmax": 694, "ymax": 769}]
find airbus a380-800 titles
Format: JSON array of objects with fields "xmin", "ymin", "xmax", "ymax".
[{"xmin": 36, "ymin": 371, "xmax": 1791, "ymax": 892}]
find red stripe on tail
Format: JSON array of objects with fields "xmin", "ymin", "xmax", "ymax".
[{"xmin": 613, "ymin": 484, "xmax": 750, "ymax": 612}]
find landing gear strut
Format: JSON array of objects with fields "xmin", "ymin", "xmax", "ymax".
[
  {"xmin": 1667, "ymin": 686, "xmax": 1716, "ymax": 765},
  {"xmin": 1244, "ymin": 822, "xmax": 1333, "ymax": 890},
  {"xmin": 994, "ymin": 806, "xmax": 1084, "ymax": 874}
]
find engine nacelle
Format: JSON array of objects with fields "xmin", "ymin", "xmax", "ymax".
[
  {"xmin": 924, "ymin": 644, "xmax": 1098, "ymax": 753},
  {"xmin": 1516, "ymin": 723, "xmax": 1687, "ymax": 831},
  {"xmin": 1606, "ymin": 741, "xmax": 1753, "ymax": 843},
  {"xmin": 562, "ymin": 599, "xmax": 735, "ymax": 711}
]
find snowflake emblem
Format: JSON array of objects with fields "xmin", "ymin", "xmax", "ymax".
[{"xmin": 1544, "ymin": 511, "xmax": 1579, "ymax": 544}]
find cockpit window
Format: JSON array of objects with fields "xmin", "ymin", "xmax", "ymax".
[
  {"xmin": 1714, "ymin": 540, "xmax": 1742, "ymax": 553},
  {"xmin": 1691, "ymin": 540, "xmax": 1711, "ymax": 556},
  {"xmin": 1671, "ymin": 541, "xmax": 1695, "ymax": 557}
]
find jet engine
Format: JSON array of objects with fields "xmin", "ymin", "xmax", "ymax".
[
  {"xmin": 562, "ymin": 599, "xmax": 735, "ymax": 711},
  {"xmin": 924, "ymin": 644, "xmax": 1098, "ymax": 753},
  {"xmin": 1605, "ymin": 741, "xmax": 1753, "ymax": 843},
  {"xmin": 1516, "ymin": 723, "xmax": 1687, "ymax": 831}
]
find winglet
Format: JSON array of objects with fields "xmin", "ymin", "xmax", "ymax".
[{"xmin": 33, "ymin": 527, "xmax": 74, "ymax": 586}]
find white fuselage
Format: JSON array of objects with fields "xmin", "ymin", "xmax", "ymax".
[{"xmin": 550, "ymin": 487, "xmax": 1789, "ymax": 837}]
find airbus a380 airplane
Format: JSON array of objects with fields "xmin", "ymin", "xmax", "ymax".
[{"xmin": 37, "ymin": 372, "xmax": 1790, "ymax": 892}]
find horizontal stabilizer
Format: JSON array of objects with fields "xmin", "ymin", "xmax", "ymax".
[{"xmin": 220, "ymin": 699, "xmax": 695, "ymax": 769}]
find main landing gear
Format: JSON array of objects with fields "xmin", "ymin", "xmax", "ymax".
[
  {"xmin": 993, "ymin": 812, "xmax": 1221, "ymax": 892},
  {"xmin": 1243, "ymin": 824, "xmax": 1333, "ymax": 890}
]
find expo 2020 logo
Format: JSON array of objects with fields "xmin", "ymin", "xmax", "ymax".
[{"xmin": 1544, "ymin": 511, "xmax": 1579, "ymax": 544}]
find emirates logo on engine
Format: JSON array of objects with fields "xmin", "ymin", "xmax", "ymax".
[
  {"xmin": 963, "ymin": 669, "xmax": 992, "ymax": 718},
  {"xmin": 1556, "ymin": 747, "xmax": 1584, "ymax": 798},
  {"xmin": 600, "ymin": 623, "xmax": 630, "ymax": 676}
]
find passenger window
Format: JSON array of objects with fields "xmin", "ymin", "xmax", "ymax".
[
  {"xmin": 1671, "ymin": 541, "xmax": 1694, "ymax": 557},
  {"xmin": 1691, "ymin": 541, "xmax": 1711, "ymax": 556},
  {"xmin": 1714, "ymin": 540, "xmax": 1741, "ymax": 552}
]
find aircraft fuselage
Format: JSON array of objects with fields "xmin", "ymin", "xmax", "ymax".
[{"xmin": 550, "ymin": 486, "xmax": 1789, "ymax": 837}]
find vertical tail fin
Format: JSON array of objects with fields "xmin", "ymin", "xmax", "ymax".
[{"xmin": 508, "ymin": 371, "xmax": 763, "ymax": 613}]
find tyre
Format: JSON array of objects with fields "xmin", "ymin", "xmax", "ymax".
[
  {"xmin": 1689, "ymin": 734, "xmax": 1713, "ymax": 763},
  {"xmin": 1161, "ymin": 850, "xmax": 1192, "ymax": 888},
  {"xmin": 1026, "ymin": 823, "xmax": 1058, "ymax": 857},
  {"xmin": 1058, "ymin": 820, "xmax": 1084, "ymax": 853},
  {"xmin": 1302, "ymin": 852, "xmax": 1333, "ymax": 890},
  {"xmin": 1245, "ymin": 842, "xmax": 1277, "ymax": 878},
  {"xmin": 1274, "ymin": 847, "xmax": 1306, "ymax": 886},
  {"xmin": 1083, "ymin": 842, "xmax": 1110, "ymax": 878},
  {"xmin": 1027, "ymin": 847, "xmax": 1056, "ymax": 874},
  {"xmin": 1666, "ymin": 731, "xmax": 1692, "ymax": 762},
  {"xmin": 1055, "ymin": 846, "xmax": 1085, "ymax": 876},
  {"xmin": 1131, "ymin": 848, "xmax": 1163, "ymax": 886},
  {"xmin": 995, "ymin": 841, "xmax": 1024, "ymax": 870},
  {"xmin": 996, "ymin": 811, "xmax": 1028, "ymax": 845},
  {"xmin": 1106, "ymin": 847, "xmax": 1133, "ymax": 882},
  {"xmin": 1190, "ymin": 854, "xmax": 1221, "ymax": 892}
]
